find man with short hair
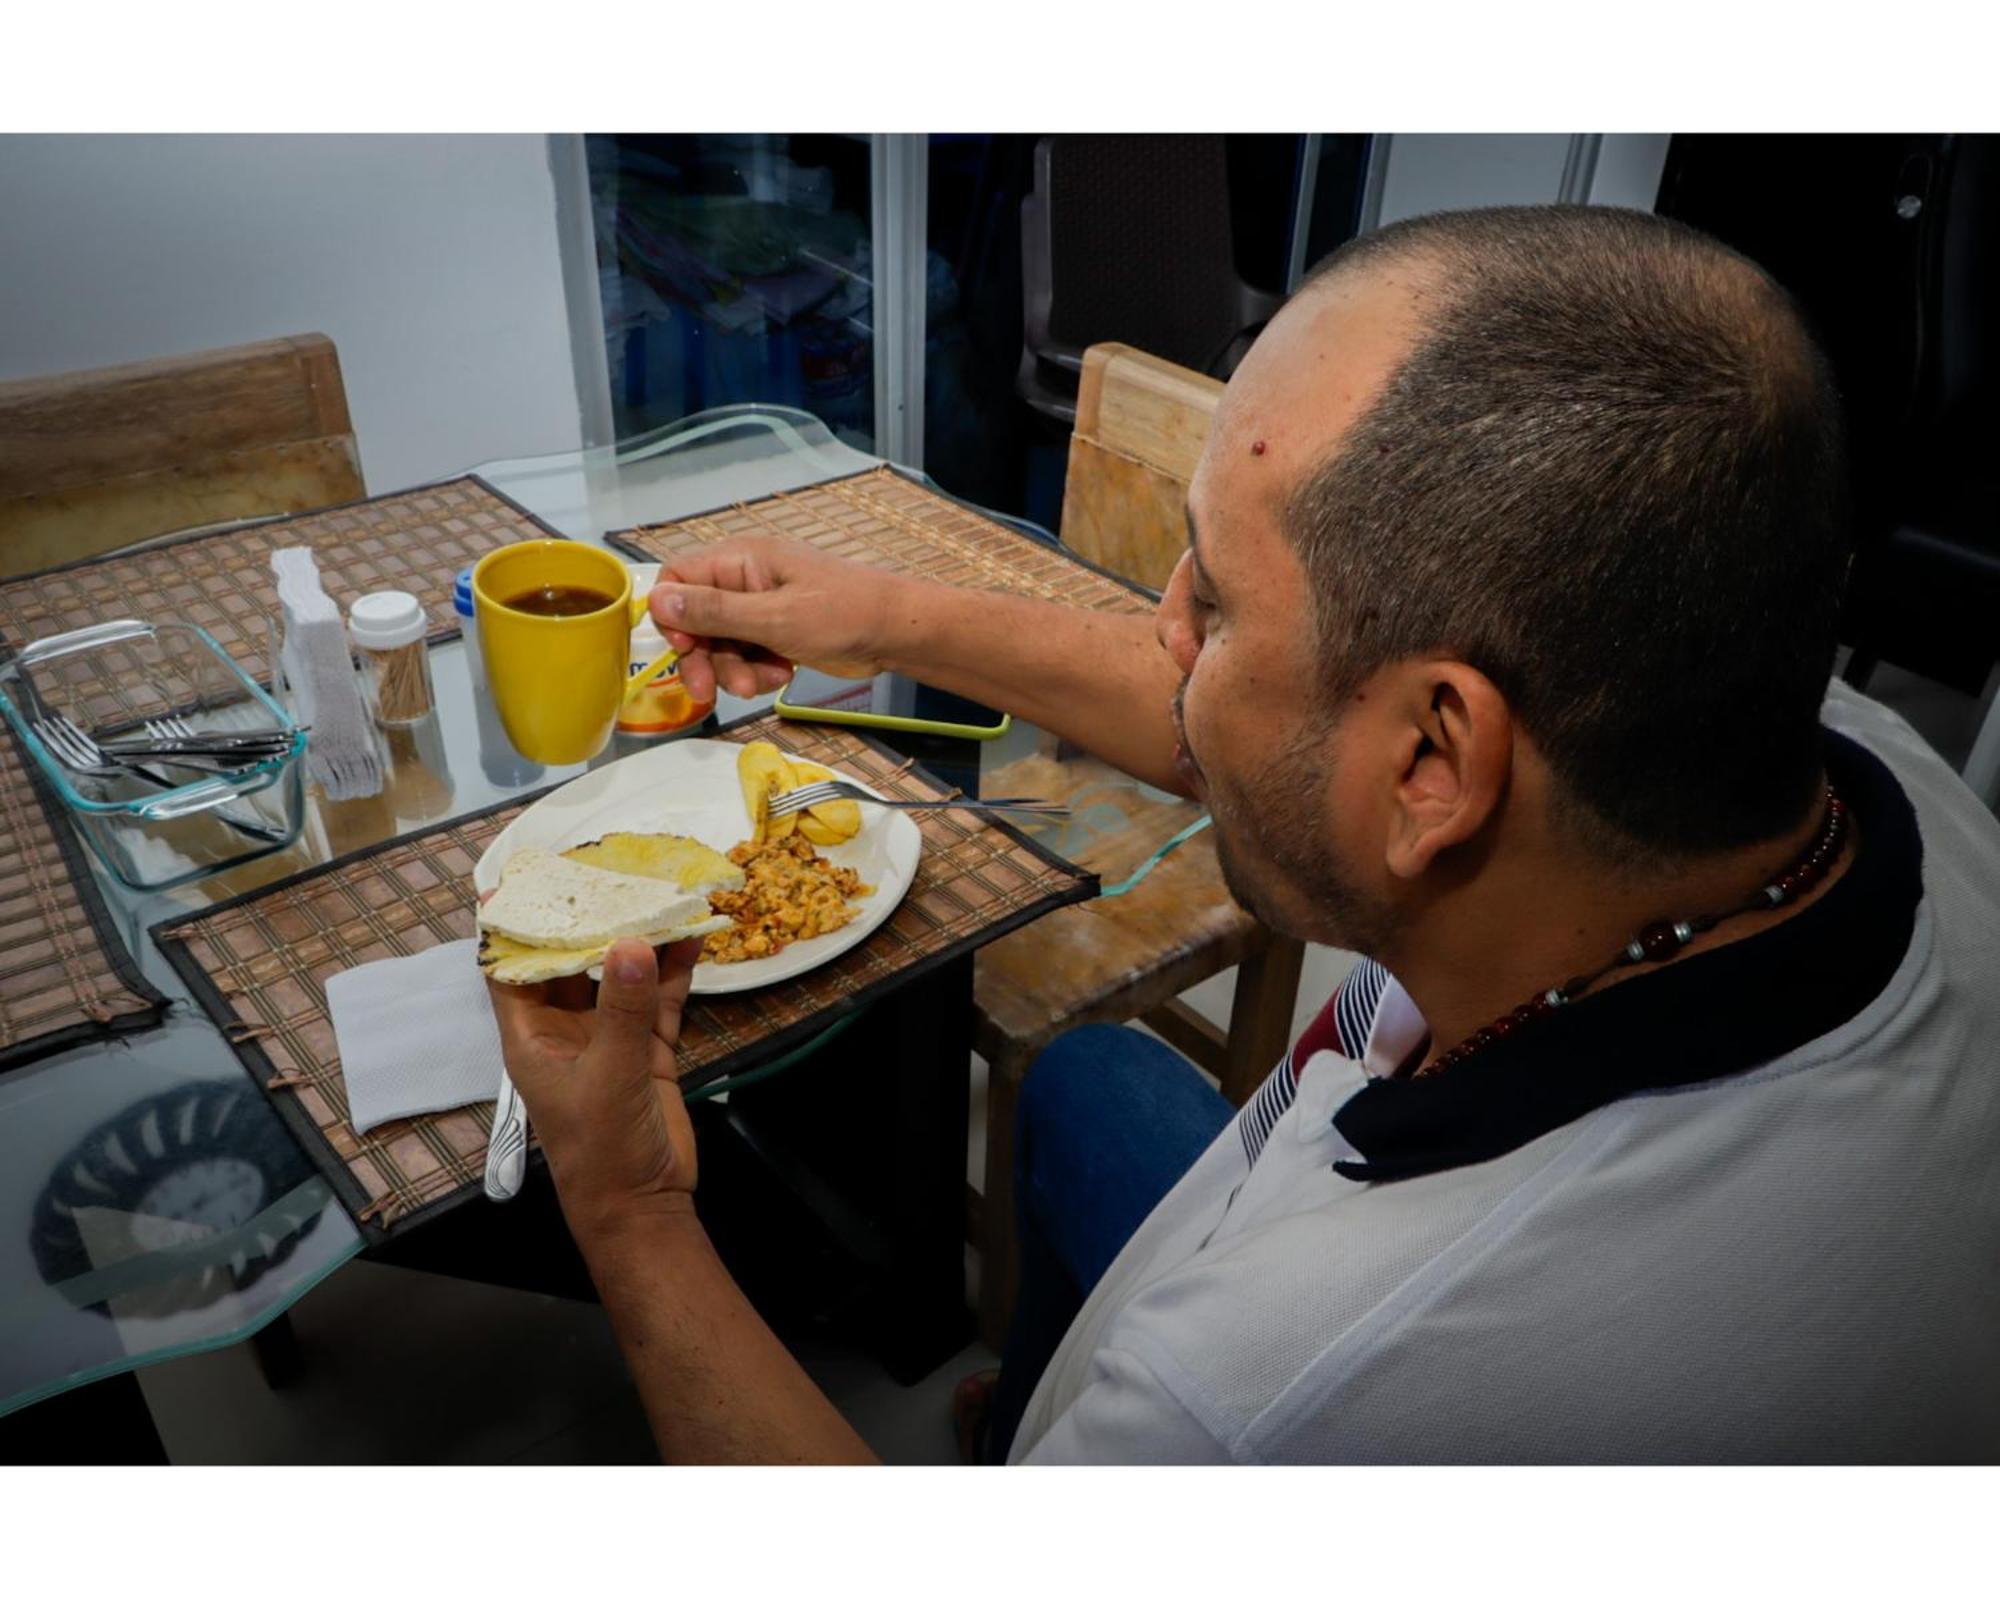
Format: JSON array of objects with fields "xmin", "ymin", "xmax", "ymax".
[{"xmin": 491, "ymin": 206, "xmax": 2000, "ymax": 1463}]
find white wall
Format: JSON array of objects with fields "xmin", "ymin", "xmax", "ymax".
[{"xmin": 0, "ymin": 134, "xmax": 584, "ymax": 493}]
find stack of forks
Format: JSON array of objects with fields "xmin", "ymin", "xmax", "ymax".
[
  {"xmin": 34, "ymin": 713, "xmax": 294, "ymax": 843},
  {"xmin": 36, "ymin": 713, "xmax": 296, "ymax": 778}
]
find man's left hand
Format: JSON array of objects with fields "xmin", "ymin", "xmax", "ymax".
[{"xmin": 487, "ymin": 938, "xmax": 703, "ymax": 1239}]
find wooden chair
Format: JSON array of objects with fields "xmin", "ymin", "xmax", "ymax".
[
  {"xmin": 0, "ymin": 335, "xmax": 362, "ymax": 1383},
  {"xmin": 974, "ymin": 341, "xmax": 1306, "ymax": 1345},
  {"xmin": 0, "ymin": 334, "xmax": 364, "ymax": 577}
]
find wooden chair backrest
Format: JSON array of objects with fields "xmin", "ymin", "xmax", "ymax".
[
  {"xmin": 0, "ymin": 333, "xmax": 364, "ymax": 578},
  {"xmin": 1058, "ymin": 341, "xmax": 1224, "ymax": 592}
]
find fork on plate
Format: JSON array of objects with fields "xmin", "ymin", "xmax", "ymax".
[{"xmin": 766, "ymin": 779, "xmax": 1068, "ymax": 821}]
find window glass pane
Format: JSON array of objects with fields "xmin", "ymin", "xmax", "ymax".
[{"xmin": 588, "ymin": 133, "xmax": 876, "ymax": 449}]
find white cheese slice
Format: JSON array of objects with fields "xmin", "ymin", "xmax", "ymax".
[{"xmin": 477, "ymin": 846, "xmax": 709, "ymax": 951}]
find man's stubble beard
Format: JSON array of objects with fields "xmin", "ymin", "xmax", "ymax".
[{"xmin": 1199, "ymin": 705, "xmax": 1398, "ymax": 956}]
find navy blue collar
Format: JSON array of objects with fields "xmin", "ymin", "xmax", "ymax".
[{"xmin": 1331, "ymin": 729, "xmax": 1926, "ymax": 1182}]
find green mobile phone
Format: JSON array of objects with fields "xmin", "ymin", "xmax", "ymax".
[{"xmin": 774, "ymin": 668, "xmax": 1011, "ymax": 741}]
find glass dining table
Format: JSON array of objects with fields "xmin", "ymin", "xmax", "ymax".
[{"xmin": 0, "ymin": 404, "xmax": 1205, "ymax": 1432}]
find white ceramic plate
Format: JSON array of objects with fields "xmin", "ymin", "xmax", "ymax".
[{"xmin": 472, "ymin": 737, "xmax": 920, "ymax": 994}]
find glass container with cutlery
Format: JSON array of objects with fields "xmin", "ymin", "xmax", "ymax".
[{"xmin": 0, "ymin": 619, "xmax": 306, "ymax": 891}]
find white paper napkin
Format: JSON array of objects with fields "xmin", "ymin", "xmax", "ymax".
[
  {"xmin": 272, "ymin": 546, "xmax": 382, "ymax": 800},
  {"xmin": 326, "ymin": 939, "xmax": 504, "ymax": 1133}
]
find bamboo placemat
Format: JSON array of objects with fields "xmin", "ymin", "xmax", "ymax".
[
  {"xmin": 0, "ymin": 724, "xmax": 169, "ymax": 1071},
  {"xmin": 606, "ymin": 465, "xmax": 1157, "ymax": 616},
  {"xmin": 0, "ymin": 476, "xmax": 558, "ymax": 730},
  {"xmin": 153, "ymin": 715, "xmax": 1096, "ymax": 1242}
]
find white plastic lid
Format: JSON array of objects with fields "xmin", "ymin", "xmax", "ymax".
[{"xmin": 349, "ymin": 590, "xmax": 427, "ymax": 650}]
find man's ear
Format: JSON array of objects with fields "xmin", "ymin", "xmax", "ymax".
[{"xmin": 1382, "ymin": 662, "xmax": 1512, "ymax": 880}]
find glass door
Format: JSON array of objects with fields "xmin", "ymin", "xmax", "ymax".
[{"xmin": 586, "ymin": 134, "xmax": 880, "ymax": 451}]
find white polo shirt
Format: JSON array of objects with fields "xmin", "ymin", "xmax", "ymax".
[{"xmin": 1011, "ymin": 683, "xmax": 2000, "ymax": 1463}]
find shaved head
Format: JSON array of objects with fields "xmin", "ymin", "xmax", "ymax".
[{"xmin": 1269, "ymin": 206, "xmax": 1851, "ymax": 861}]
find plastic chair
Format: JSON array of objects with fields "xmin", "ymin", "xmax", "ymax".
[
  {"xmin": 1657, "ymin": 135, "xmax": 2000, "ymax": 808},
  {"xmin": 1836, "ymin": 135, "xmax": 2000, "ymax": 810},
  {"xmin": 1017, "ymin": 137, "xmax": 1284, "ymax": 426}
]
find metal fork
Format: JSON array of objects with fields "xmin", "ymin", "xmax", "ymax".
[
  {"xmin": 766, "ymin": 779, "xmax": 1068, "ymax": 820},
  {"xmin": 34, "ymin": 714, "xmax": 140, "ymax": 782},
  {"xmin": 42, "ymin": 712, "xmax": 262, "ymax": 777},
  {"xmin": 483, "ymin": 1071, "xmax": 530, "ymax": 1202},
  {"xmin": 131, "ymin": 714, "xmax": 295, "ymax": 766},
  {"xmin": 34, "ymin": 713, "xmax": 287, "ymax": 845}
]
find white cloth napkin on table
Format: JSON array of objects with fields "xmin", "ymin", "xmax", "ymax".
[{"xmin": 326, "ymin": 939, "xmax": 504, "ymax": 1133}]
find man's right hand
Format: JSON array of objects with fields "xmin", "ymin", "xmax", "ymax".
[
  {"xmin": 647, "ymin": 537, "xmax": 907, "ymax": 705},
  {"xmin": 649, "ymin": 529, "xmax": 1186, "ymax": 794}
]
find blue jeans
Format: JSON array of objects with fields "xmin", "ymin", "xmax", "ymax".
[{"xmin": 986, "ymin": 1024, "xmax": 1234, "ymax": 1462}]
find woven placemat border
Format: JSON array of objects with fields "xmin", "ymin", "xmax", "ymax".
[
  {"xmin": 602, "ymin": 463, "xmax": 1164, "ymax": 606},
  {"xmin": 153, "ymin": 781, "xmax": 555, "ymax": 1241},
  {"xmin": 151, "ymin": 713, "xmax": 1098, "ymax": 1245},
  {"xmin": 0, "ymin": 472, "xmax": 563, "ymax": 646},
  {"xmin": 0, "ymin": 720, "xmax": 170, "ymax": 1075},
  {"xmin": 0, "ymin": 473, "xmax": 561, "ymax": 1073}
]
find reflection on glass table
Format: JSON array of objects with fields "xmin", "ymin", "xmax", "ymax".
[{"xmin": 0, "ymin": 404, "xmax": 1199, "ymax": 1419}]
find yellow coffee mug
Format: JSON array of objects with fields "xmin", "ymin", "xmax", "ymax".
[{"xmin": 471, "ymin": 541, "xmax": 674, "ymax": 764}]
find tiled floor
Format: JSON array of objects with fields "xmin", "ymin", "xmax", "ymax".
[
  {"xmin": 133, "ymin": 662, "xmax": 1992, "ymax": 1464},
  {"xmin": 137, "ymin": 1256, "xmax": 1000, "ymax": 1465},
  {"xmin": 139, "ymin": 1260, "xmax": 663, "ymax": 1465}
]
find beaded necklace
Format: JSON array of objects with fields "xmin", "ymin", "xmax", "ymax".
[{"xmin": 1412, "ymin": 786, "xmax": 1849, "ymax": 1079}]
